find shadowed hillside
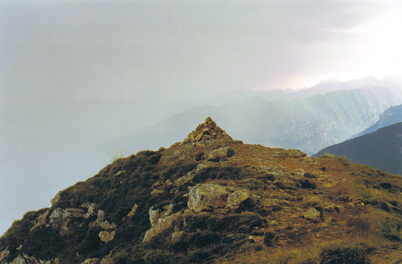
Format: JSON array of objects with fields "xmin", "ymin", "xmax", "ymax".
[
  {"xmin": 351, "ymin": 104, "xmax": 402, "ymax": 139},
  {"xmin": 314, "ymin": 122, "xmax": 402, "ymax": 175}
]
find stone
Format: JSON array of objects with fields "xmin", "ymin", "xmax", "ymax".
[
  {"xmin": 90, "ymin": 210, "xmax": 106, "ymax": 228},
  {"xmin": 49, "ymin": 208, "xmax": 85, "ymax": 235},
  {"xmin": 188, "ymin": 184, "xmax": 229, "ymax": 212},
  {"xmin": 127, "ymin": 204, "xmax": 139, "ymax": 217},
  {"xmin": 143, "ymin": 204, "xmax": 179, "ymax": 243},
  {"xmin": 183, "ymin": 117, "xmax": 233, "ymax": 143},
  {"xmin": 9, "ymin": 255, "xmax": 26, "ymax": 264},
  {"xmin": 99, "ymin": 251, "xmax": 113, "ymax": 264},
  {"xmin": 100, "ymin": 221, "xmax": 116, "ymax": 230},
  {"xmin": 81, "ymin": 258, "xmax": 99, "ymax": 264},
  {"xmin": 30, "ymin": 209, "xmax": 50, "ymax": 231},
  {"xmin": 81, "ymin": 203, "xmax": 98, "ymax": 219},
  {"xmin": 304, "ymin": 207, "xmax": 322, "ymax": 221},
  {"xmin": 0, "ymin": 249, "xmax": 10, "ymax": 262},
  {"xmin": 99, "ymin": 231, "xmax": 115, "ymax": 243},
  {"xmin": 226, "ymin": 189, "xmax": 252, "ymax": 211},
  {"xmin": 51, "ymin": 192, "xmax": 61, "ymax": 207},
  {"xmin": 207, "ymin": 147, "xmax": 235, "ymax": 162}
]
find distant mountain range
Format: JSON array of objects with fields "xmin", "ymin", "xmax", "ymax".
[
  {"xmin": 351, "ymin": 104, "xmax": 402, "ymax": 139},
  {"xmin": 314, "ymin": 122, "xmax": 402, "ymax": 175},
  {"xmin": 102, "ymin": 84, "xmax": 402, "ymax": 156}
]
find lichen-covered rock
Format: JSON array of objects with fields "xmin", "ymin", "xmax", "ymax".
[
  {"xmin": 100, "ymin": 221, "xmax": 116, "ymax": 230},
  {"xmin": 304, "ymin": 207, "xmax": 321, "ymax": 221},
  {"xmin": 81, "ymin": 203, "xmax": 98, "ymax": 219},
  {"xmin": 49, "ymin": 208, "xmax": 85, "ymax": 235},
  {"xmin": 127, "ymin": 204, "xmax": 139, "ymax": 217},
  {"xmin": 188, "ymin": 184, "xmax": 229, "ymax": 212},
  {"xmin": 6, "ymin": 254, "xmax": 58, "ymax": 264},
  {"xmin": 143, "ymin": 204, "xmax": 180, "ymax": 243},
  {"xmin": 207, "ymin": 147, "xmax": 235, "ymax": 162},
  {"xmin": 81, "ymin": 258, "xmax": 99, "ymax": 264},
  {"xmin": 226, "ymin": 189, "xmax": 251, "ymax": 210},
  {"xmin": 99, "ymin": 231, "xmax": 115, "ymax": 243},
  {"xmin": 0, "ymin": 249, "xmax": 10, "ymax": 262},
  {"xmin": 30, "ymin": 209, "xmax": 50, "ymax": 231},
  {"xmin": 50, "ymin": 192, "xmax": 61, "ymax": 207}
]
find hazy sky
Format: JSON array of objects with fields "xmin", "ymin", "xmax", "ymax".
[{"xmin": 0, "ymin": 0, "xmax": 401, "ymax": 234}]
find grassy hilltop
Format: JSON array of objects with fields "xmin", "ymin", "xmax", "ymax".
[{"xmin": 2, "ymin": 118, "xmax": 402, "ymax": 264}]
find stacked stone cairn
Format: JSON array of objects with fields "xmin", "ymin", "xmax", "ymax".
[{"xmin": 184, "ymin": 117, "xmax": 233, "ymax": 143}]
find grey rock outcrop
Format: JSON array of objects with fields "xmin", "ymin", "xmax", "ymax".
[
  {"xmin": 143, "ymin": 204, "xmax": 181, "ymax": 243},
  {"xmin": 188, "ymin": 184, "xmax": 229, "ymax": 212},
  {"xmin": 188, "ymin": 184, "xmax": 252, "ymax": 213},
  {"xmin": 49, "ymin": 208, "xmax": 85, "ymax": 235}
]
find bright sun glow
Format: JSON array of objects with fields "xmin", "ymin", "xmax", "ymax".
[{"xmin": 348, "ymin": 9, "xmax": 402, "ymax": 79}]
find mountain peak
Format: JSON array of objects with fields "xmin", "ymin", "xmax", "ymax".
[{"xmin": 184, "ymin": 117, "xmax": 233, "ymax": 143}]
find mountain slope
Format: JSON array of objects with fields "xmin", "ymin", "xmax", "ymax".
[
  {"xmin": 351, "ymin": 104, "xmax": 402, "ymax": 138},
  {"xmin": 314, "ymin": 122, "xmax": 402, "ymax": 175},
  {"xmin": 103, "ymin": 85, "xmax": 402, "ymax": 155},
  {"xmin": 2, "ymin": 118, "xmax": 402, "ymax": 263}
]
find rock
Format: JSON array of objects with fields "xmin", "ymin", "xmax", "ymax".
[
  {"xmin": 143, "ymin": 204, "xmax": 180, "ymax": 243},
  {"xmin": 81, "ymin": 258, "xmax": 99, "ymax": 264},
  {"xmin": 127, "ymin": 204, "xmax": 139, "ymax": 217},
  {"xmin": 149, "ymin": 204, "xmax": 174, "ymax": 226},
  {"xmin": 30, "ymin": 209, "xmax": 51, "ymax": 231},
  {"xmin": 188, "ymin": 184, "xmax": 229, "ymax": 212},
  {"xmin": 226, "ymin": 189, "xmax": 252, "ymax": 211},
  {"xmin": 100, "ymin": 221, "xmax": 116, "ymax": 230},
  {"xmin": 195, "ymin": 163, "xmax": 209, "ymax": 173},
  {"xmin": 183, "ymin": 117, "xmax": 233, "ymax": 143},
  {"xmin": 207, "ymin": 147, "xmax": 235, "ymax": 162},
  {"xmin": 51, "ymin": 192, "xmax": 61, "ymax": 207},
  {"xmin": 81, "ymin": 203, "xmax": 98, "ymax": 219},
  {"xmin": 49, "ymin": 208, "xmax": 85, "ymax": 235},
  {"xmin": 171, "ymin": 231, "xmax": 186, "ymax": 243},
  {"xmin": 174, "ymin": 171, "xmax": 195, "ymax": 187},
  {"xmin": 99, "ymin": 251, "xmax": 113, "ymax": 264},
  {"xmin": 99, "ymin": 231, "xmax": 115, "ymax": 243},
  {"xmin": 9, "ymin": 255, "xmax": 26, "ymax": 264},
  {"xmin": 151, "ymin": 189, "xmax": 166, "ymax": 196},
  {"xmin": 304, "ymin": 207, "xmax": 322, "ymax": 221},
  {"xmin": 6, "ymin": 254, "xmax": 58, "ymax": 264},
  {"xmin": 0, "ymin": 249, "xmax": 10, "ymax": 262}
]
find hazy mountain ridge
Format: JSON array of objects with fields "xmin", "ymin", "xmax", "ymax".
[
  {"xmin": 104, "ymin": 85, "xmax": 402, "ymax": 155},
  {"xmin": 2, "ymin": 118, "xmax": 402, "ymax": 263},
  {"xmin": 314, "ymin": 122, "xmax": 402, "ymax": 175},
  {"xmin": 351, "ymin": 104, "xmax": 402, "ymax": 139}
]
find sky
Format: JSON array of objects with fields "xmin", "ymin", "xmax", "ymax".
[{"xmin": 0, "ymin": 0, "xmax": 401, "ymax": 235}]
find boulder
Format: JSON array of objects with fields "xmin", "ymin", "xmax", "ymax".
[
  {"xmin": 49, "ymin": 208, "xmax": 85, "ymax": 235},
  {"xmin": 99, "ymin": 231, "xmax": 115, "ymax": 243},
  {"xmin": 226, "ymin": 189, "xmax": 252, "ymax": 211},
  {"xmin": 0, "ymin": 249, "xmax": 10, "ymax": 262},
  {"xmin": 143, "ymin": 204, "xmax": 180, "ymax": 243},
  {"xmin": 207, "ymin": 147, "xmax": 235, "ymax": 162},
  {"xmin": 188, "ymin": 184, "xmax": 229, "ymax": 212},
  {"xmin": 304, "ymin": 207, "xmax": 322, "ymax": 221}
]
